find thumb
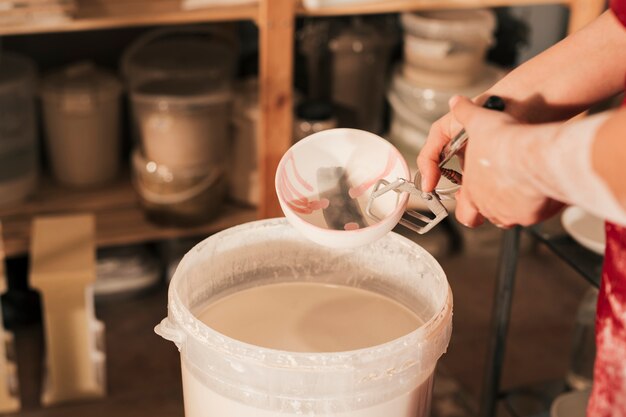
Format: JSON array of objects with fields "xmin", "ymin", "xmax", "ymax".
[{"xmin": 449, "ymin": 95, "xmax": 484, "ymax": 129}]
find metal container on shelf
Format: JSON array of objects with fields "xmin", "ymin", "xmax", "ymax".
[
  {"xmin": 131, "ymin": 149, "xmax": 226, "ymax": 227},
  {"xmin": 328, "ymin": 18, "xmax": 394, "ymax": 133},
  {"xmin": 41, "ymin": 62, "xmax": 122, "ymax": 187},
  {"xmin": 0, "ymin": 52, "xmax": 38, "ymax": 207},
  {"xmin": 293, "ymin": 99, "xmax": 338, "ymax": 142}
]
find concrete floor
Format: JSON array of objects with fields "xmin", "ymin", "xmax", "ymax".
[
  {"xmin": 417, "ymin": 220, "xmax": 592, "ymax": 417},
  {"xmin": 5, "ymin": 218, "xmax": 594, "ymax": 417}
]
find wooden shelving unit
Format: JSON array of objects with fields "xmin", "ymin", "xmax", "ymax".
[
  {"xmin": 0, "ymin": 177, "xmax": 256, "ymax": 258},
  {"xmin": 0, "ymin": 0, "xmax": 605, "ymax": 257},
  {"xmin": 0, "ymin": 0, "xmax": 258, "ymax": 36}
]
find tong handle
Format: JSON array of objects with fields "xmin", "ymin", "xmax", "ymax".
[{"xmin": 438, "ymin": 95, "xmax": 506, "ymax": 168}]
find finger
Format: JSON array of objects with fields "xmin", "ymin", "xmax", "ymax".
[
  {"xmin": 417, "ymin": 121, "xmax": 450, "ymax": 192},
  {"xmin": 449, "ymin": 95, "xmax": 494, "ymax": 131},
  {"xmin": 454, "ymin": 188, "xmax": 484, "ymax": 228}
]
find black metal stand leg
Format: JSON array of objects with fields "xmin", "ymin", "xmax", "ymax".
[
  {"xmin": 441, "ymin": 216, "xmax": 464, "ymax": 254},
  {"xmin": 479, "ymin": 227, "xmax": 522, "ymax": 417}
]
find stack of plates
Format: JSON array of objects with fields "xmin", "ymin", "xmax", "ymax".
[
  {"xmin": 387, "ymin": 9, "xmax": 502, "ymax": 158},
  {"xmin": 0, "ymin": 0, "xmax": 76, "ymax": 26}
]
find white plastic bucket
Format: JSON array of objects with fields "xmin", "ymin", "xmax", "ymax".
[
  {"xmin": 156, "ymin": 218, "xmax": 452, "ymax": 417},
  {"xmin": 131, "ymin": 78, "xmax": 232, "ymax": 168}
]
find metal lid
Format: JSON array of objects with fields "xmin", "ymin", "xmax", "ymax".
[{"xmin": 41, "ymin": 62, "xmax": 121, "ymax": 110}]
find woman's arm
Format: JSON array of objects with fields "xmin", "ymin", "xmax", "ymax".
[{"xmin": 481, "ymin": 10, "xmax": 626, "ymax": 124}]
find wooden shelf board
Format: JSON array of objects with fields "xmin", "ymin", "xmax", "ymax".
[
  {"xmin": 0, "ymin": 0, "xmax": 258, "ymax": 36},
  {"xmin": 0, "ymin": 177, "xmax": 257, "ymax": 258},
  {"xmin": 297, "ymin": 0, "xmax": 571, "ymax": 16}
]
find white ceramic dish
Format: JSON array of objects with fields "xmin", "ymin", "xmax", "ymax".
[
  {"xmin": 275, "ymin": 128, "xmax": 410, "ymax": 248},
  {"xmin": 561, "ymin": 206, "xmax": 606, "ymax": 255},
  {"xmin": 550, "ymin": 389, "xmax": 590, "ymax": 417}
]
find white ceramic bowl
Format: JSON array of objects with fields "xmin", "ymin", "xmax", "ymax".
[{"xmin": 275, "ymin": 128, "xmax": 410, "ymax": 248}]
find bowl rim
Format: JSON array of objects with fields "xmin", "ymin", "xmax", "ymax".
[{"xmin": 275, "ymin": 128, "xmax": 411, "ymax": 235}]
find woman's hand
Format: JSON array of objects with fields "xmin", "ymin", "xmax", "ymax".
[{"xmin": 418, "ymin": 96, "xmax": 564, "ymax": 228}]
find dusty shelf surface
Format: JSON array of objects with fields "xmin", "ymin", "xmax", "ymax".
[{"xmin": 0, "ymin": 176, "xmax": 256, "ymax": 258}]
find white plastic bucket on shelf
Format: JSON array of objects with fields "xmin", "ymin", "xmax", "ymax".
[
  {"xmin": 156, "ymin": 218, "xmax": 453, "ymax": 417},
  {"xmin": 131, "ymin": 78, "xmax": 232, "ymax": 168},
  {"xmin": 41, "ymin": 62, "xmax": 122, "ymax": 187},
  {"xmin": 0, "ymin": 52, "xmax": 38, "ymax": 207}
]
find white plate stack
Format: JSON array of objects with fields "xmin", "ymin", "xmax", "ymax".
[
  {"xmin": 0, "ymin": 0, "xmax": 76, "ymax": 26},
  {"xmin": 388, "ymin": 9, "xmax": 501, "ymax": 158}
]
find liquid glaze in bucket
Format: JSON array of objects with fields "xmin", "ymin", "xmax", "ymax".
[{"xmin": 156, "ymin": 219, "xmax": 452, "ymax": 417}]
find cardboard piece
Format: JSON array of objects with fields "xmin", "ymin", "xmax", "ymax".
[{"xmin": 30, "ymin": 214, "xmax": 105, "ymax": 406}]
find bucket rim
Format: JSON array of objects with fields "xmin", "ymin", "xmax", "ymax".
[{"xmin": 164, "ymin": 218, "xmax": 453, "ymax": 369}]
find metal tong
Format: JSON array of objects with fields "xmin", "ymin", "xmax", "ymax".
[{"xmin": 366, "ymin": 96, "xmax": 506, "ymax": 234}]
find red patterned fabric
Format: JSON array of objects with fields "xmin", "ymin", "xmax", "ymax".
[
  {"xmin": 587, "ymin": 3, "xmax": 626, "ymax": 416},
  {"xmin": 613, "ymin": 0, "xmax": 626, "ymax": 27}
]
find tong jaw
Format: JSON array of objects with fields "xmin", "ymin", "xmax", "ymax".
[{"xmin": 365, "ymin": 176, "xmax": 448, "ymax": 235}]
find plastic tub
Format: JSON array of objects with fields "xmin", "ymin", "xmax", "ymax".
[
  {"xmin": 156, "ymin": 218, "xmax": 452, "ymax": 417},
  {"xmin": 131, "ymin": 149, "xmax": 226, "ymax": 226},
  {"xmin": 122, "ymin": 27, "xmax": 236, "ymax": 90},
  {"xmin": 0, "ymin": 52, "xmax": 38, "ymax": 207},
  {"xmin": 41, "ymin": 62, "xmax": 122, "ymax": 187},
  {"xmin": 131, "ymin": 78, "xmax": 232, "ymax": 168}
]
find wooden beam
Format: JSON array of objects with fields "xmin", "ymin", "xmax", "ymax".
[
  {"xmin": 298, "ymin": 0, "xmax": 573, "ymax": 16},
  {"xmin": 257, "ymin": 0, "xmax": 295, "ymax": 218}
]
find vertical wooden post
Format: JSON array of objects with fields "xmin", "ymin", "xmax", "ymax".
[
  {"xmin": 258, "ymin": 0, "xmax": 296, "ymax": 218},
  {"xmin": 567, "ymin": 0, "xmax": 606, "ymax": 34}
]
